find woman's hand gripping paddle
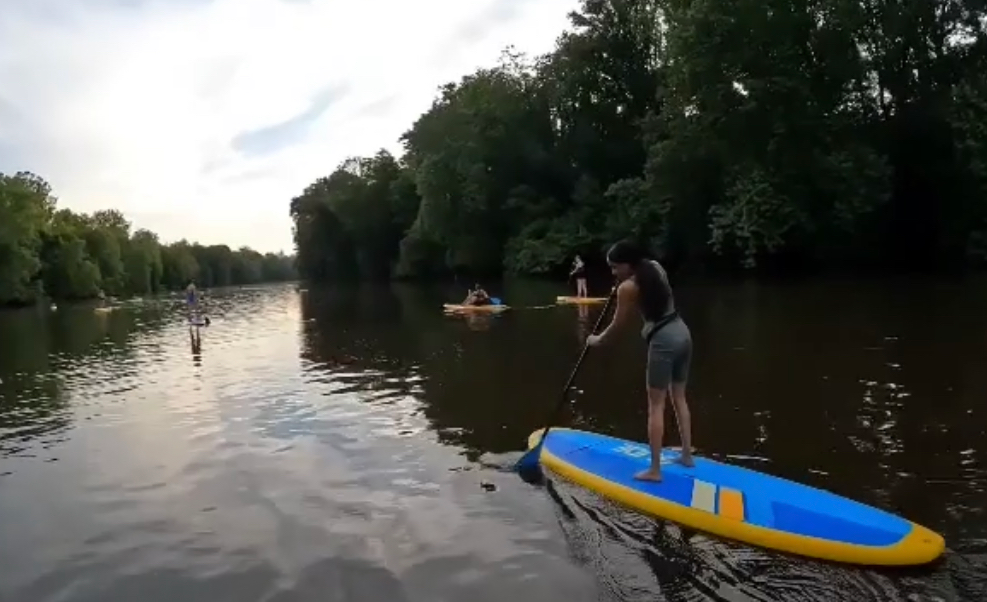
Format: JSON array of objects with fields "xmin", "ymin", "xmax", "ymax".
[{"xmin": 515, "ymin": 288, "xmax": 616, "ymax": 484}]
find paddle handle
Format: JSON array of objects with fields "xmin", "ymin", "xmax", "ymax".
[{"xmin": 537, "ymin": 287, "xmax": 617, "ymax": 442}]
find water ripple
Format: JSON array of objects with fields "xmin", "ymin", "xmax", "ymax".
[{"xmin": 1, "ymin": 280, "xmax": 985, "ymax": 601}]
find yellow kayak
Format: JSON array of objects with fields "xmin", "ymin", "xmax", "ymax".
[
  {"xmin": 556, "ymin": 296, "xmax": 607, "ymax": 305},
  {"xmin": 443, "ymin": 303, "xmax": 509, "ymax": 313}
]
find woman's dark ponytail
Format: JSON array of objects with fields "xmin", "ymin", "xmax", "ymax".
[
  {"xmin": 606, "ymin": 239, "xmax": 669, "ymax": 322},
  {"xmin": 606, "ymin": 239, "xmax": 646, "ymax": 266}
]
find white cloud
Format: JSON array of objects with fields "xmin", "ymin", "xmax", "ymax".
[{"xmin": 0, "ymin": 0, "xmax": 577, "ymax": 253}]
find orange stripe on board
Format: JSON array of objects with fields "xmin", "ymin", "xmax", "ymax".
[{"xmin": 718, "ymin": 487, "xmax": 745, "ymax": 521}]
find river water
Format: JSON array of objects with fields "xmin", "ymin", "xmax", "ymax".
[{"xmin": 0, "ymin": 278, "xmax": 984, "ymax": 602}]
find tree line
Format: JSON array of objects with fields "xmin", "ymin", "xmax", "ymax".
[
  {"xmin": 291, "ymin": 0, "xmax": 987, "ymax": 281},
  {"xmin": 0, "ymin": 171, "xmax": 296, "ymax": 307}
]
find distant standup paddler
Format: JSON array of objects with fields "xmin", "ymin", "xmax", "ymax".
[
  {"xmin": 587, "ymin": 240, "xmax": 695, "ymax": 482},
  {"xmin": 462, "ymin": 283, "xmax": 492, "ymax": 306},
  {"xmin": 185, "ymin": 279, "xmax": 198, "ymax": 315},
  {"xmin": 570, "ymin": 254, "xmax": 588, "ymax": 298}
]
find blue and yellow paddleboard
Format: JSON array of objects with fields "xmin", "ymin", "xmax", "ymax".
[{"xmin": 527, "ymin": 428, "xmax": 944, "ymax": 566}]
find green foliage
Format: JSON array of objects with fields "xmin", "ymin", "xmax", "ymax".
[
  {"xmin": 242, "ymin": 0, "xmax": 987, "ymax": 277},
  {"xmin": 0, "ymin": 173, "xmax": 296, "ymax": 306},
  {"xmin": 40, "ymin": 210, "xmax": 102, "ymax": 299},
  {"xmin": 0, "ymin": 171, "xmax": 51, "ymax": 304}
]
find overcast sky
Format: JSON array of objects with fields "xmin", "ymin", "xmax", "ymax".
[{"xmin": 0, "ymin": 0, "xmax": 576, "ymax": 254}]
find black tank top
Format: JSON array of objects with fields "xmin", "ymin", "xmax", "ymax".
[{"xmin": 636, "ymin": 260, "xmax": 677, "ymax": 340}]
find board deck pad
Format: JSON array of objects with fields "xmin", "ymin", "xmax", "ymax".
[{"xmin": 532, "ymin": 428, "xmax": 945, "ymax": 564}]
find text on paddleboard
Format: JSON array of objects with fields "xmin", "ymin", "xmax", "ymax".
[{"xmin": 613, "ymin": 443, "xmax": 673, "ymax": 464}]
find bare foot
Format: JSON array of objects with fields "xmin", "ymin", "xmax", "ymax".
[
  {"xmin": 675, "ymin": 454, "xmax": 695, "ymax": 468},
  {"xmin": 634, "ymin": 468, "xmax": 662, "ymax": 482}
]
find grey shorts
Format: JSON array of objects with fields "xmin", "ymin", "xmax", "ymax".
[{"xmin": 646, "ymin": 317, "xmax": 692, "ymax": 390}]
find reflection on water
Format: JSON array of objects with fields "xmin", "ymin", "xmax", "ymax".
[
  {"xmin": 189, "ymin": 325, "xmax": 203, "ymax": 364},
  {"xmin": 0, "ymin": 278, "xmax": 985, "ymax": 601}
]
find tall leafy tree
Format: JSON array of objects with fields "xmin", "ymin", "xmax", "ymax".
[{"xmin": 0, "ymin": 173, "xmax": 296, "ymax": 306}]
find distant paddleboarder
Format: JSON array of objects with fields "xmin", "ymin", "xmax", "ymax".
[
  {"xmin": 569, "ymin": 254, "xmax": 588, "ymax": 298},
  {"xmin": 587, "ymin": 240, "xmax": 695, "ymax": 482},
  {"xmin": 462, "ymin": 283, "xmax": 492, "ymax": 306},
  {"xmin": 185, "ymin": 279, "xmax": 198, "ymax": 317}
]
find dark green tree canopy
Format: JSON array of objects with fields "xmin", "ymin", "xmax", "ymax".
[
  {"xmin": 0, "ymin": 172, "xmax": 296, "ymax": 306},
  {"xmin": 290, "ymin": 0, "xmax": 987, "ymax": 280}
]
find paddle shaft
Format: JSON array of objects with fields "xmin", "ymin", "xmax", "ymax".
[{"xmin": 535, "ymin": 288, "xmax": 616, "ymax": 445}]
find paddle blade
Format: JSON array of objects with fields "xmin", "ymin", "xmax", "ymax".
[
  {"xmin": 515, "ymin": 442, "xmax": 544, "ymax": 484},
  {"xmin": 516, "ymin": 428, "xmax": 550, "ymax": 484}
]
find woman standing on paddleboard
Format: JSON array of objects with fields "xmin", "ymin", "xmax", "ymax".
[
  {"xmin": 587, "ymin": 240, "xmax": 694, "ymax": 482},
  {"xmin": 185, "ymin": 279, "xmax": 199, "ymax": 318},
  {"xmin": 570, "ymin": 254, "xmax": 588, "ymax": 298}
]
